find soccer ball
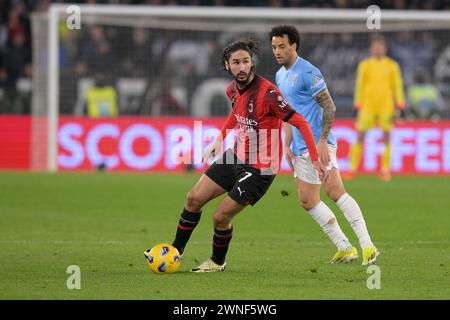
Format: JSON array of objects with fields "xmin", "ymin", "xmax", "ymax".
[{"xmin": 145, "ymin": 243, "xmax": 181, "ymax": 274}]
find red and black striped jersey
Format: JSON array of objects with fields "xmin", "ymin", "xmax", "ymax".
[{"xmin": 219, "ymin": 75, "xmax": 318, "ymax": 173}]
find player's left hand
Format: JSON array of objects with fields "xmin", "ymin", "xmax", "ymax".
[
  {"xmin": 202, "ymin": 138, "xmax": 223, "ymax": 164},
  {"xmin": 317, "ymin": 139, "xmax": 330, "ymax": 167},
  {"xmin": 312, "ymin": 160, "xmax": 330, "ymax": 183}
]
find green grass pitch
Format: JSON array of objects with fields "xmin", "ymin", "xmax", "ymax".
[{"xmin": 0, "ymin": 172, "xmax": 449, "ymax": 299}]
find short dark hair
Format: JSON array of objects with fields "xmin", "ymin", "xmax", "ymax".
[
  {"xmin": 221, "ymin": 39, "xmax": 259, "ymax": 70},
  {"xmin": 371, "ymin": 33, "xmax": 386, "ymax": 44},
  {"xmin": 269, "ymin": 25, "xmax": 301, "ymax": 52}
]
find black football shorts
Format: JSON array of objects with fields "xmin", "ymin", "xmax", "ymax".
[{"xmin": 205, "ymin": 149, "xmax": 276, "ymax": 206}]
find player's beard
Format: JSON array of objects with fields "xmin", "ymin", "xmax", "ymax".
[
  {"xmin": 276, "ymin": 52, "xmax": 293, "ymax": 67},
  {"xmin": 232, "ymin": 66, "xmax": 254, "ymax": 87},
  {"xmin": 278, "ymin": 56, "xmax": 290, "ymax": 67}
]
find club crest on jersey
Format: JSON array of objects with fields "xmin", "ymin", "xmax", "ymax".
[
  {"xmin": 290, "ymin": 75, "xmax": 298, "ymax": 87},
  {"xmin": 231, "ymin": 98, "xmax": 236, "ymax": 110}
]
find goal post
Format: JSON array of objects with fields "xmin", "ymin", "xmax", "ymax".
[{"xmin": 31, "ymin": 4, "xmax": 450, "ymax": 172}]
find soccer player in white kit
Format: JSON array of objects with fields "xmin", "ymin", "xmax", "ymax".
[{"xmin": 270, "ymin": 25, "xmax": 379, "ymax": 265}]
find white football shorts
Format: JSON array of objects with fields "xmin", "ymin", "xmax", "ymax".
[{"xmin": 293, "ymin": 144, "xmax": 339, "ymax": 185}]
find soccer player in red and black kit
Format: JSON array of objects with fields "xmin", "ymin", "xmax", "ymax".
[{"xmin": 145, "ymin": 39, "xmax": 329, "ymax": 272}]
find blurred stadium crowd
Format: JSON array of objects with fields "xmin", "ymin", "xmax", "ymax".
[
  {"xmin": 1, "ymin": 0, "xmax": 449, "ymax": 118},
  {"xmin": 9, "ymin": 0, "xmax": 450, "ymax": 9}
]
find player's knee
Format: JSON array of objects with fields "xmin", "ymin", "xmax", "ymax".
[
  {"xmin": 326, "ymin": 188, "xmax": 345, "ymax": 202},
  {"xmin": 185, "ymin": 189, "xmax": 204, "ymax": 211},
  {"xmin": 213, "ymin": 211, "xmax": 230, "ymax": 229},
  {"xmin": 327, "ymin": 217, "xmax": 336, "ymax": 224},
  {"xmin": 300, "ymin": 198, "xmax": 318, "ymax": 211}
]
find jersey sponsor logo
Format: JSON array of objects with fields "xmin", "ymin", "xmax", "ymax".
[{"xmin": 234, "ymin": 114, "xmax": 258, "ymax": 127}]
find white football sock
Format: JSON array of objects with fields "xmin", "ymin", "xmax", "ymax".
[
  {"xmin": 308, "ymin": 201, "xmax": 353, "ymax": 252},
  {"xmin": 336, "ymin": 193, "xmax": 374, "ymax": 249}
]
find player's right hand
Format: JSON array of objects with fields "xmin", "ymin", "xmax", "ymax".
[
  {"xmin": 284, "ymin": 146, "xmax": 295, "ymax": 172},
  {"xmin": 312, "ymin": 160, "xmax": 330, "ymax": 183},
  {"xmin": 317, "ymin": 139, "xmax": 330, "ymax": 167},
  {"xmin": 395, "ymin": 108, "xmax": 406, "ymax": 122},
  {"xmin": 202, "ymin": 139, "xmax": 223, "ymax": 164}
]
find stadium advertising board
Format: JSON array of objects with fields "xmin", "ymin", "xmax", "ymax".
[{"xmin": 1, "ymin": 116, "xmax": 449, "ymax": 173}]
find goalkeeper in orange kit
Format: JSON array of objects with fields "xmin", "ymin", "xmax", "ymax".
[{"xmin": 347, "ymin": 34, "xmax": 405, "ymax": 181}]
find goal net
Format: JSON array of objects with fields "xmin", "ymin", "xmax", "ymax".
[{"xmin": 31, "ymin": 5, "xmax": 450, "ymax": 171}]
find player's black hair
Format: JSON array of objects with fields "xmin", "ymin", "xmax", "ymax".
[
  {"xmin": 221, "ymin": 39, "xmax": 259, "ymax": 70},
  {"xmin": 269, "ymin": 25, "xmax": 301, "ymax": 52}
]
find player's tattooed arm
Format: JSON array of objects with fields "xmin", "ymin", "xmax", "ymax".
[{"xmin": 314, "ymin": 87, "xmax": 336, "ymax": 141}]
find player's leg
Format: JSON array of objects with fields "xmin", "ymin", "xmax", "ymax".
[
  {"xmin": 144, "ymin": 173, "xmax": 226, "ymax": 261},
  {"xmin": 211, "ymin": 196, "xmax": 246, "ymax": 264},
  {"xmin": 191, "ymin": 166, "xmax": 275, "ymax": 272},
  {"xmin": 348, "ymin": 130, "xmax": 365, "ymax": 177},
  {"xmin": 191, "ymin": 196, "xmax": 246, "ymax": 273},
  {"xmin": 380, "ymin": 130, "xmax": 391, "ymax": 181},
  {"xmin": 380, "ymin": 111, "xmax": 394, "ymax": 181},
  {"xmin": 347, "ymin": 109, "xmax": 374, "ymax": 178},
  {"xmin": 323, "ymin": 167, "xmax": 379, "ymax": 265},
  {"xmin": 185, "ymin": 174, "xmax": 227, "ymax": 213},
  {"xmin": 296, "ymin": 179, "xmax": 355, "ymax": 263},
  {"xmin": 172, "ymin": 150, "xmax": 236, "ymax": 255},
  {"xmin": 172, "ymin": 174, "xmax": 227, "ymax": 255},
  {"xmin": 293, "ymin": 154, "xmax": 354, "ymax": 262}
]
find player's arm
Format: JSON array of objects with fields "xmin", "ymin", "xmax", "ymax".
[
  {"xmin": 354, "ymin": 61, "xmax": 364, "ymax": 110},
  {"xmin": 314, "ymin": 87, "xmax": 336, "ymax": 166},
  {"xmin": 267, "ymin": 89, "xmax": 318, "ymax": 161},
  {"xmin": 219, "ymin": 110, "xmax": 237, "ymax": 140},
  {"xmin": 393, "ymin": 62, "xmax": 406, "ymax": 119},
  {"xmin": 285, "ymin": 111, "xmax": 329, "ymax": 182},
  {"xmin": 284, "ymin": 112, "xmax": 318, "ymax": 161},
  {"xmin": 283, "ymin": 123, "xmax": 295, "ymax": 171},
  {"xmin": 393, "ymin": 62, "xmax": 405, "ymax": 109},
  {"xmin": 275, "ymin": 75, "xmax": 296, "ymax": 170},
  {"xmin": 268, "ymin": 90, "xmax": 328, "ymax": 182},
  {"xmin": 202, "ymin": 109, "xmax": 236, "ymax": 164}
]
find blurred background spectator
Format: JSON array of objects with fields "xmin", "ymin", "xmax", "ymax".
[
  {"xmin": 407, "ymin": 69, "xmax": 445, "ymax": 121},
  {"xmin": 1, "ymin": 0, "xmax": 450, "ymax": 117},
  {"xmin": 390, "ymin": 31, "xmax": 435, "ymax": 87},
  {"xmin": 0, "ymin": 0, "xmax": 31, "ymax": 113},
  {"xmin": 82, "ymin": 72, "xmax": 119, "ymax": 117}
]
